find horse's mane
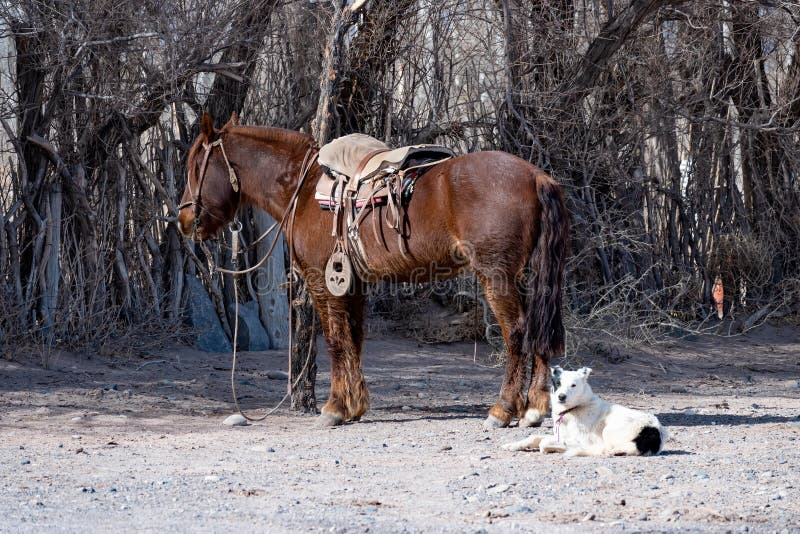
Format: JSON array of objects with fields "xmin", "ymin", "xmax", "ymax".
[{"xmin": 223, "ymin": 125, "xmax": 316, "ymax": 150}]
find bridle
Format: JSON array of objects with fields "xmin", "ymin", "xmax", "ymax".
[
  {"xmin": 176, "ymin": 131, "xmax": 320, "ymax": 423},
  {"xmin": 177, "ymin": 137, "xmax": 240, "ymax": 236}
]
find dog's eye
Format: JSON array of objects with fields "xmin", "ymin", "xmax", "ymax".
[{"xmin": 571, "ymin": 384, "xmax": 576, "ymax": 388}]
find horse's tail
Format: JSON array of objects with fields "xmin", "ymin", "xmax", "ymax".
[{"xmin": 523, "ymin": 174, "xmax": 569, "ymax": 359}]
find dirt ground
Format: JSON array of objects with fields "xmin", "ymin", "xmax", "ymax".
[{"xmin": 1, "ymin": 324, "xmax": 799, "ymax": 533}]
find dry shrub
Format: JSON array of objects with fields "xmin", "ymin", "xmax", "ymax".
[{"xmin": 708, "ymin": 231, "xmax": 774, "ymax": 304}]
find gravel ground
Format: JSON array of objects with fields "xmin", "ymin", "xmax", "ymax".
[{"xmin": 1, "ymin": 325, "xmax": 799, "ymax": 532}]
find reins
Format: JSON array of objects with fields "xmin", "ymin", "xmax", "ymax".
[
  {"xmin": 224, "ymin": 148, "xmax": 318, "ymax": 422},
  {"xmin": 182, "ymin": 135, "xmax": 320, "ymax": 422}
]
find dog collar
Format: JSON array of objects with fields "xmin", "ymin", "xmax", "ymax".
[{"xmin": 554, "ymin": 406, "xmax": 578, "ymax": 443}]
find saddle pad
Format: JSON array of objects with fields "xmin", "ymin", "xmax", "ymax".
[{"xmin": 318, "ymin": 134, "xmax": 390, "ymax": 179}]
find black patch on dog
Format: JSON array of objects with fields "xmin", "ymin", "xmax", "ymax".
[
  {"xmin": 550, "ymin": 367, "xmax": 562, "ymax": 390},
  {"xmin": 551, "ymin": 374, "xmax": 561, "ymax": 390},
  {"xmin": 634, "ymin": 426, "xmax": 662, "ymax": 455}
]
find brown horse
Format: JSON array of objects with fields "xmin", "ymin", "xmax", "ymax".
[{"xmin": 178, "ymin": 113, "xmax": 568, "ymax": 428}]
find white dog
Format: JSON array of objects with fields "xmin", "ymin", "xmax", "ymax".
[{"xmin": 502, "ymin": 366, "xmax": 667, "ymax": 457}]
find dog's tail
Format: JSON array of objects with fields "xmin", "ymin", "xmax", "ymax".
[{"xmin": 523, "ymin": 174, "xmax": 569, "ymax": 359}]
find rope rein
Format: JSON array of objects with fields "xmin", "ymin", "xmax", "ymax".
[
  {"xmin": 185, "ymin": 137, "xmax": 320, "ymax": 422},
  {"xmin": 228, "ymin": 148, "xmax": 319, "ymax": 422}
]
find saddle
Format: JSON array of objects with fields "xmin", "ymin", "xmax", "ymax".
[
  {"xmin": 315, "ymin": 133, "xmax": 454, "ymax": 209},
  {"xmin": 315, "ymin": 133, "xmax": 454, "ymax": 295}
]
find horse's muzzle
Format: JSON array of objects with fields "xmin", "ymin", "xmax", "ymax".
[{"xmin": 177, "ymin": 209, "xmax": 195, "ymax": 238}]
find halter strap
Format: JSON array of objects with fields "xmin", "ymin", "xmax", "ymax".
[{"xmin": 176, "ymin": 138, "xmax": 240, "ymax": 226}]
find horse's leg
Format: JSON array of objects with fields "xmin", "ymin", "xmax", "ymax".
[
  {"xmin": 310, "ymin": 288, "xmax": 369, "ymax": 427},
  {"xmin": 520, "ymin": 354, "xmax": 550, "ymax": 427},
  {"xmin": 479, "ymin": 274, "xmax": 528, "ymax": 428}
]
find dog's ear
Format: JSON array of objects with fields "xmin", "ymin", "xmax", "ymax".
[
  {"xmin": 550, "ymin": 366, "xmax": 562, "ymax": 389},
  {"xmin": 579, "ymin": 367, "xmax": 593, "ymax": 378}
]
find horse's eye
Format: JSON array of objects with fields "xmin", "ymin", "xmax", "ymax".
[{"xmin": 571, "ymin": 384, "xmax": 576, "ymax": 388}]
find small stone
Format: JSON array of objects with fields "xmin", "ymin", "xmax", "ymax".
[
  {"xmin": 20, "ymin": 459, "xmax": 30, "ymax": 465},
  {"xmin": 505, "ymin": 505, "xmax": 533, "ymax": 514},
  {"xmin": 222, "ymin": 414, "xmax": 248, "ymax": 426},
  {"xmin": 401, "ymin": 406, "xmax": 412, "ymax": 411},
  {"xmin": 661, "ymin": 474, "xmax": 675, "ymax": 481},
  {"xmin": 71, "ymin": 435, "xmax": 81, "ymax": 440},
  {"xmin": 487, "ymin": 484, "xmax": 510, "ymax": 494},
  {"xmin": 638, "ymin": 514, "xmax": 648, "ymax": 521},
  {"xmin": 70, "ymin": 416, "xmax": 84, "ymax": 423},
  {"xmin": 266, "ymin": 370, "xmax": 289, "ymax": 380},
  {"xmin": 440, "ymin": 446, "xmax": 452, "ymax": 451},
  {"xmin": 417, "ymin": 392, "xmax": 427, "ymax": 398},
  {"xmin": 582, "ymin": 513, "xmax": 596, "ymax": 521},
  {"xmin": 670, "ymin": 386, "xmax": 687, "ymax": 393},
  {"xmin": 693, "ymin": 471, "xmax": 709, "ymax": 479},
  {"xmin": 267, "ymin": 447, "xmax": 276, "ymax": 453},
  {"xmin": 596, "ymin": 466, "xmax": 613, "ymax": 476}
]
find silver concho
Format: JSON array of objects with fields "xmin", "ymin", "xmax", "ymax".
[{"xmin": 325, "ymin": 251, "xmax": 353, "ymax": 296}]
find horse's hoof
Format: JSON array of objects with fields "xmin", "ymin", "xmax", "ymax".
[
  {"xmin": 519, "ymin": 409, "xmax": 545, "ymax": 428},
  {"xmin": 349, "ymin": 415, "xmax": 361, "ymax": 422},
  {"xmin": 315, "ymin": 413, "xmax": 344, "ymax": 427},
  {"xmin": 483, "ymin": 414, "xmax": 509, "ymax": 429}
]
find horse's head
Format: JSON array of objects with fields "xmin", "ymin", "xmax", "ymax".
[{"xmin": 178, "ymin": 112, "xmax": 240, "ymax": 240}]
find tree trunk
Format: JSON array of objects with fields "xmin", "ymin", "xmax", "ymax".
[{"xmin": 289, "ymin": 284, "xmax": 318, "ymax": 412}]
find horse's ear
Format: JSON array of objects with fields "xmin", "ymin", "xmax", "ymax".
[
  {"xmin": 229, "ymin": 112, "xmax": 239, "ymax": 126},
  {"xmin": 550, "ymin": 366, "xmax": 563, "ymax": 377},
  {"xmin": 579, "ymin": 367, "xmax": 593, "ymax": 378},
  {"xmin": 200, "ymin": 112, "xmax": 214, "ymax": 140}
]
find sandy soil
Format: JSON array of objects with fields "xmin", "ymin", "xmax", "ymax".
[{"xmin": 1, "ymin": 325, "xmax": 799, "ymax": 533}]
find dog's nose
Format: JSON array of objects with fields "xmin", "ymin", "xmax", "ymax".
[{"xmin": 558, "ymin": 393, "xmax": 567, "ymax": 402}]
